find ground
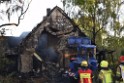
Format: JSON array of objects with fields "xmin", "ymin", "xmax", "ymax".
[{"xmin": 0, "ymin": 71, "xmax": 70, "ymax": 83}]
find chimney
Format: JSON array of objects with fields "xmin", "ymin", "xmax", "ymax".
[{"xmin": 46, "ymin": 8, "xmax": 51, "ymax": 16}]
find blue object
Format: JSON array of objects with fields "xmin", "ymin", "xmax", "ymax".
[
  {"xmin": 88, "ymin": 57, "xmax": 98, "ymax": 71},
  {"xmin": 81, "ymin": 37, "xmax": 91, "ymax": 45},
  {"xmin": 79, "ymin": 44, "xmax": 96, "ymax": 49},
  {"xmin": 72, "ymin": 55, "xmax": 87, "ymax": 69},
  {"xmin": 67, "ymin": 36, "xmax": 97, "ymax": 73},
  {"xmin": 68, "ymin": 36, "xmax": 76, "ymax": 45},
  {"xmin": 69, "ymin": 59, "xmax": 81, "ymax": 73},
  {"xmin": 69, "ymin": 62, "xmax": 77, "ymax": 72},
  {"xmin": 69, "ymin": 55, "xmax": 86, "ymax": 72},
  {"xmin": 77, "ymin": 44, "xmax": 96, "ymax": 55},
  {"xmin": 67, "ymin": 36, "xmax": 91, "ymax": 46}
]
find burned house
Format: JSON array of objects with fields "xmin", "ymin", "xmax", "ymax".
[
  {"xmin": 18, "ymin": 6, "xmax": 87, "ymax": 73},
  {"xmin": 0, "ymin": 32, "xmax": 29, "ymax": 73}
]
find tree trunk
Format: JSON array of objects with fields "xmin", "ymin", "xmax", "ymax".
[{"xmin": 92, "ymin": 26, "xmax": 96, "ymax": 45}]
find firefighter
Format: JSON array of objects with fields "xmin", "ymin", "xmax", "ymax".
[
  {"xmin": 74, "ymin": 60, "xmax": 93, "ymax": 83},
  {"xmin": 98, "ymin": 60, "xmax": 113, "ymax": 83},
  {"xmin": 115, "ymin": 56, "xmax": 124, "ymax": 83}
]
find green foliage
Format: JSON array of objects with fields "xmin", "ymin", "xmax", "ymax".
[
  {"xmin": 75, "ymin": 0, "xmax": 85, "ymax": 5},
  {"xmin": 64, "ymin": 0, "xmax": 124, "ymax": 50}
]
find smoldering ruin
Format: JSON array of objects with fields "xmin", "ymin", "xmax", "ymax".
[{"xmin": 3, "ymin": 6, "xmax": 87, "ymax": 83}]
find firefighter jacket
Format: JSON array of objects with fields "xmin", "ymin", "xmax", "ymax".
[
  {"xmin": 116, "ymin": 64, "xmax": 124, "ymax": 82},
  {"xmin": 75, "ymin": 68, "xmax": 93, "ymax": 83},
  {"xmin": 99, "ymin": 68, "xmax": 113, "ymax": 83}
]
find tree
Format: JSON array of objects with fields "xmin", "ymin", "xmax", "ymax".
[
  {"xmin": 0, "ymin": 0, "xmax": 32, "ymax": 75},
  {"xmin": 63, "ymin": 0, "xmax": 124, "ymax": 45},
  {"xmin": 0, "ymin": 0, "xmax": 32, "ymax": 35}
]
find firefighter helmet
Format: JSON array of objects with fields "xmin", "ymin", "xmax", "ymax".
[
  {"xmin": 100, "ymin": 60, "xmax": 108, "ymax": 68},
  {"xmin": 119, "ymin": 56, "xmax": 124, "ymax": 62},
  {"xmin": 81, "ymin": 60, "xmax": 88, "ymax": 67}
]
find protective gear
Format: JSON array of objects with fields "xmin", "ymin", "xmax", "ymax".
[
  {"xmin": 78, "ymin": 68, "xmax": 92, "ymax": 83},
  {"xmin": 81, "ymin": 60, "xmax": 88, "ymax": 67},
  {"xmin": 115, "ymin": 56, "xmax": 124, "ymax": 82},
  {"xmin": 116, "ymin": 64, "xmax": 124, "ymax": 82},
  {"xmin": 119, "ymin": 56, "xmax": 124, "ymax": 62},
  {"xmin": 100, "ymin": 60, "xmax": 108, "ymax": 68},
  {"xmin": 119, "ymin": 65, "xmax": 124, "ymax": 81},
  {"xmin": 99, "ymin": 69, "xmax": 113, "ymax": 83}
]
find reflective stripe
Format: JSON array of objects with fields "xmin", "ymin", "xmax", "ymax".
[
  {"xmin": 79, "ymin": 69, "xmax": 92, "ymax": 83},
  {"xmin": 80, "ymin": 73, "xmax": 90, "ymax": 78},
  {"xmin": 80, "ymin": 73, "xmax": 91, "ymax": 83}
]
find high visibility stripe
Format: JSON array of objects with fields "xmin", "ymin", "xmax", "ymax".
[
  {"xmin": 79, "ymin": 69, "xmax": 92, "ymax": 83},
  {"xmin": 80, "ymin": 74, "xmax": 84, "ymax": 83},
  {"xmin": 80, "ymin": 73, "xmax": 91, "ymax": 83},
  {"xmin": 80, "ymin": 73, "xmax": 90, "ymax": 78}
]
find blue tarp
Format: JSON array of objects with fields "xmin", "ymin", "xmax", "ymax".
[
  {"xmin": 79, "ymin": 44, "xmax": 96, "ymax": 49},
  {"xmin": 67, "ymin": 36, "xmax": 91, "ymax": 45}
]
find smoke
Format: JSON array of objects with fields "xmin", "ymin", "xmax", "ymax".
[
  {"xmin": 36, "ymin": 33, "xmax": 59, "ymax": 63},
  {"xmin": 40, "ymin": 47, "xmax": 58, "ymax": 63}
]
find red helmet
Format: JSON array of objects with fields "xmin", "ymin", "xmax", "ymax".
[{"xmin": 119, "ymin": 56, "xmax": 124, "ymax": 62}]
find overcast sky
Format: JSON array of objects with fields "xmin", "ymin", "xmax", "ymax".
[{"xmin": 6, "ymin": 0, "xmax": 63, "ymax": 36}]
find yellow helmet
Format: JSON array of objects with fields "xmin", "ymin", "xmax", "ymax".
[
  {"xmin": 81, "ymin": 60, "xmax": 88, "ymax": 67},
  {"xmin": 100, "ymin": 60, "xmax": 108, "ymax": 67}
]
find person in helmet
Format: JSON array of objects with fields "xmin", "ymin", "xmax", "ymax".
[
  {"xmin": 115, "ymin": 56, "xmax": 124, "ymax": 83},
  {"xmin": 98, "ymin": 60, "xmax": 113, "ymax": 83},
  {"xmin": 74, "ymin": 60, "xmax": 93, "ymax": 83}
]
